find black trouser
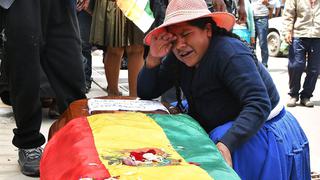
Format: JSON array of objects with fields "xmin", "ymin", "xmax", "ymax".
[
  {"xmin": 77, "ymin": 10, "xmax": 93, "ymax": 84},
  {"xmin": 4, "ymin": 0, "xmax": 86, "ymax": 149}
]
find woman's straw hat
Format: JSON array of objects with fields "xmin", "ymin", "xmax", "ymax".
[{"xmin": 144, "ymin": 0, "xmax": 236, "ymax": 45}]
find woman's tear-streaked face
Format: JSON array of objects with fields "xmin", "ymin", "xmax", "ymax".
[{"xmin": 168, "ymin": 22, "xmax": 212, "ymax": 67}]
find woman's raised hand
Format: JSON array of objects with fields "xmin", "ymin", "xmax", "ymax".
[
  {"xmin": 149, "ymin": 32, "xmax": 177, "ymax": 58},
  {"xmin": 145, "ymin": 32, "xmax": 177, "ymax": 68}
]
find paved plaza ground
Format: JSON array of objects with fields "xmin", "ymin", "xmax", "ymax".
[{"xmin": 0, "ymin": 52, "xmax": 319, "ymax": 179}]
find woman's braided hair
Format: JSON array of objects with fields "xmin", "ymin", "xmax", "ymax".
[{"xmin": 174, "ymin": 17, "xmax": 258, "ymax": 112}]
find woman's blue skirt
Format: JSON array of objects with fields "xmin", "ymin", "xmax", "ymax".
[{"xmin": 209, "ymin": 108, "xmax": 311, "ymax": 180}]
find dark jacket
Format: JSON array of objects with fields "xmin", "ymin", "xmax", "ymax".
[{"xmin": 137, "ymin": 36, "xmax": 280, "ymax": 152}]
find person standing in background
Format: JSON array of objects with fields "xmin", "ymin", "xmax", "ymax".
[
  {"xmin": 251, "ymin": 0, "xmax": 275, "ymax": 68},
  {"xmin": 282, "ymin": 0, "xmax": 320, "ymax": 107},
  {"xmin": 2, "ymin": 0, "xmax": 87, "ymax": 176},
  {"xmin": 244, "ymin": 0, "xmax": 255, "ymax": 46},
  {"xmin": 232, "ymin": 0, "xmax": 255, "ymax": 45},
  {"xmin": 273, "ymin": 0, "xmax": 282, "ymax": 17},
  {"xmin": 90, "ymin": 0, "xmax": 145, "ymax": 97},
  {"xmin": 77, "ymin": 0, "xmax": 95, "ymax": 93}
]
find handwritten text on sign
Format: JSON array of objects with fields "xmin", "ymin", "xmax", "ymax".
[{"xmin": 87, "ymin": 99, "xmax": 168, "ymax": 114}]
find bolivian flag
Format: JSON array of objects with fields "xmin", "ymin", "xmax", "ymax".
[
  {"xmin": 116, "ymin": 0, "xmax": 154, "ymax": 33},
  {"xmin": 40, "ymin": 112, "xmax": 239, "ymax": 180}
]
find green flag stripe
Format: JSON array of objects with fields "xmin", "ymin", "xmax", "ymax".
[
  {"xmin": 144, "ymin": 0, "xmax": 154, "ymax": 17},
  {"xmin": 148, "ymin": 114, "xmax": 240, "ymax": 180}
]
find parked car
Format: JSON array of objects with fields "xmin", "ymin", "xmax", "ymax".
[{"xmin": 267, "ymin": 17, "xmax": 289, "ymax": 57}]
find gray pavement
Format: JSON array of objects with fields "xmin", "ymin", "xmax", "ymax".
[{"xmin": 0, "ymin": 51, "xmax": 319, "ymax": 179}]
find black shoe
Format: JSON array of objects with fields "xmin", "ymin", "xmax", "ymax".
[{"xmin": 18, "ymin": 147, "xmax": 43, "ymax": 177}]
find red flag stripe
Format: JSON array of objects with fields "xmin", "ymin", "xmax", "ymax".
[{"xmin": 40, "ymin": 117, "xmax": 110, "ymax": 180}]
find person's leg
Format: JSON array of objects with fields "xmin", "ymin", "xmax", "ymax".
[
  {"xmin": 255, "ymin": 16, "xmax": 269, "ymax": 67},
  {"xmin": 6, "ymin": 0, "xmax": 44, "ymax": 149},
  {"xmin": 126, "ymin": 44, "xmax": 144, "ymax": 97},
  {"xmin": 288, "ymin": 38, "xmax": 307, "ymax": 100},
  {"xmin": 41, "ymin": 0, "xmax": 86, "ymax": 113},
  {"xmin": 275, "ymin": 7, "xmax": 281, "ymax": 17},
  {"xmin": 77, "ymin": 10, "xmax": 93, "ymax": 92},
  {"xmin": 104, "ymin": 46, "xmax": 124, "ymax": 96},
  {"xmin": 268, "ymin": 7, "xmax": 274, "ymax": 18},
  {"xmin": 300, "ymin": 38, "xmax": 320, "ymax": 105},
  {"xmin": 5, "ymin": 0, "xmax": 44, "ymax": 176}
]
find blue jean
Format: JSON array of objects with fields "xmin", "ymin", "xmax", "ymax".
[
  {"xmin": 288, "ymin": 38, "xmax": 320, "ymax": 99},
  {"xmin": 77, "ymin": 10, "xmax": 93, "ymax": 84},
  {"xmin": 254, "ymin": 16, "xmax": 269, "ymax": 65}
]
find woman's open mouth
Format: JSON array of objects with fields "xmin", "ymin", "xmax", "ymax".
[{"xmin": 179, "ymin": 50, "xmax": 193, "ymax": 58}]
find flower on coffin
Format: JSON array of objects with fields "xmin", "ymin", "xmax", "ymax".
[
  {"xmin": 123, "ymin": 149, "xmax": 164, "ymax": 166},
  {"xmin": 102, "ymin": 148, "xmax": 181, "ymax": 167},
  {"xmin": 123, "ymin": 148, "xmax": 169, "ymax": 166}
]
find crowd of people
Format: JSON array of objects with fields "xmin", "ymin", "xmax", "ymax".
[{"xmin": 0, "ymin": 0, "xmax": 318, "ymax": 178}]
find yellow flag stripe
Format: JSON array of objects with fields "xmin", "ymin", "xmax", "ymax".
[{"xmin": 88, "ymin": 112, "xmax": 213, "ymax": 179}]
